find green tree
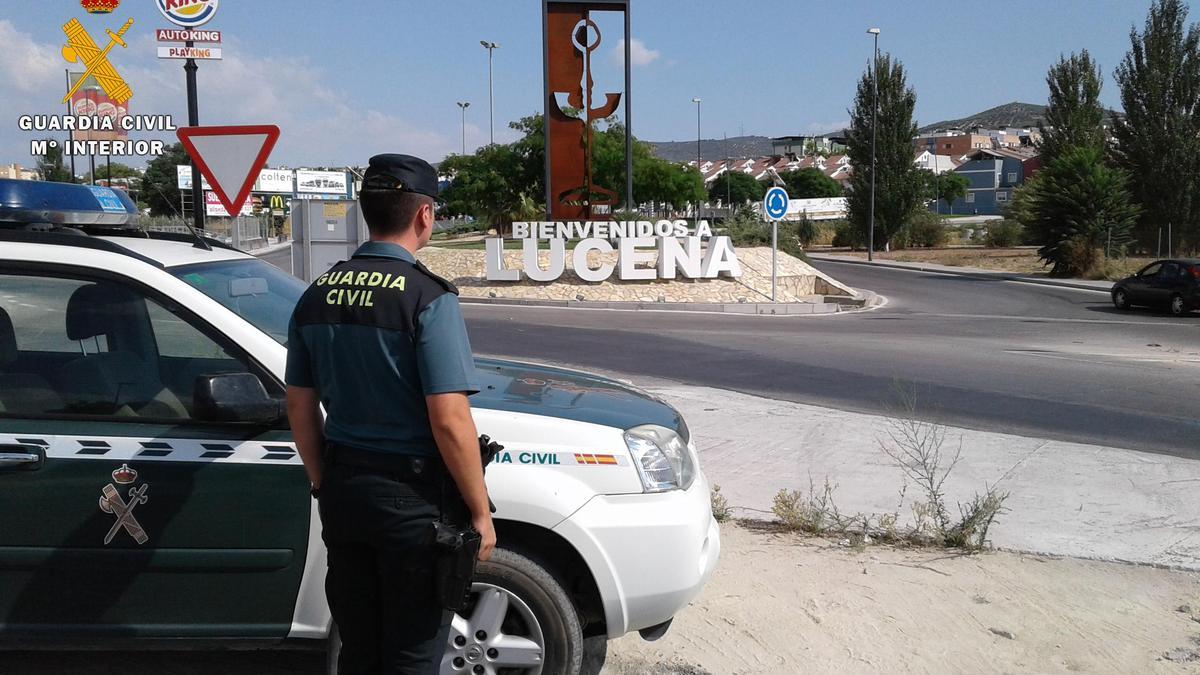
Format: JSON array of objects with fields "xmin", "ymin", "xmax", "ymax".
[
  {"xmin": 1112, "ymin": 0, "xmax": 1200, "ymax": 252},
  {"xmin": 779, "ymin": 167, "xmax": 842, "ymax": 199},
  {"xmin": 36, "ymin": 141, "xmax": 73, "ymax": 182},
  {"xmin": 707, "ymin": 170, "xmax": 765, "ymax": 208},
  {"xmin": 919, "ymin": 170, "xmax": 968, "ymax": 213},
  {"xmin": 1038, "ymin": 50, "xmax": 1107, "ymax": 164},
  {"xmin": 1018, "ymin": 146, "xmax": 1141, "ymax": 276},
  {"xmin": 142, "ymin": 142, "xmax": 189, "ymax": 217},
  {"xmin": 440, "ymin": 143, "xmax": 537, "ymax": 230},
  {"xmin": 846, "ymin": 52, "xmax": 923, "ymax": 250},
  {"xmin": 86, "ymin": 162, "xmax": 140, "ymax": 183}
]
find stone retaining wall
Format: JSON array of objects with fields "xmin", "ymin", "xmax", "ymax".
[{"xmin": 417, "ymin": 245, "xmax": 856, "ymax": 304}]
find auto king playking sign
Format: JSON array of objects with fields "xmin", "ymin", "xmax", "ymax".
[{"xmin": 485, "ymin": 220, "xmax": 742, "ymax": 282}]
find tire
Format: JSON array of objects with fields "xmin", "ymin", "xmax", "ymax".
[
  {"xmin": 326, "ymin": 622, "xmax": 341, "ymax": 675},
  {"xmin": 442, "ymin": 547, "xmax": 584, "ymax": 675},
  {"xmin": 1112, "ymin": 288, "xmax": 1130, "ymax": 310},
  {"xmin": 1170, "ymin": 293, "xmax": 1188, "ymax": 317},
  {"xmin": 580, "ymin": 635, "xmax": 609, "ymax": 675}
]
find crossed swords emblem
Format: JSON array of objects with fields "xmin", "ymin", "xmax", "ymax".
[{"xmin": 99, "ymin": 480, "xmax": 149, "ymax": 545}]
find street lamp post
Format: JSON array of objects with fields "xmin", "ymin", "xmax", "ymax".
[
  {"xmin": 692, "ymin": 97, "xmax": 702, "ymax": 219},
  {"xmin": 456, "ymin": 101, "xmax": 470, "ymax": 155},
  {"xmin": 867, "ymin": 27, "xmax": 880, "ymax": 261},
  {"xmin": 480, "ymin": 41, "xmax": 499, "ymax": 145}
]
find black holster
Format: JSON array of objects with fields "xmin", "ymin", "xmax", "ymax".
[{"xmin": 431, "ymin": 435, "xmax": 503, "ymax": 612}]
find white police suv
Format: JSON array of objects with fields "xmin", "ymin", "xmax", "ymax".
[{"xmin": 0, "ymin": 179, "xmax": 719, "ymax": 674}]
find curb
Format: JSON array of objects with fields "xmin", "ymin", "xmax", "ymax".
[
  {"xmin": 807, "ymin": 254, "xmax": 1114, "ymax": 293},
  {"xmin": 459, "ymin": 295, "xmax": 875, "ymax": 316}
]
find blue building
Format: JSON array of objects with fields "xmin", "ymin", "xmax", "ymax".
[{"xmin": 941, "ymin": 149, "xmax": 1040, "ymax": 216}]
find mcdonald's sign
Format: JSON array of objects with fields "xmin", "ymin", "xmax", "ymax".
[{"xmin": 268, "ymin": 194, "xmax": 289, "ymax": 216}]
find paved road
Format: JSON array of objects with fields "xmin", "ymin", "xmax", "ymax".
[
  {"xmin": 459, "ymin": 260, "xmax": 1200, "ymax": 458},
  {"xmin": 264, "ymin": 248, "xmax": 1200, "ymax": 455}
]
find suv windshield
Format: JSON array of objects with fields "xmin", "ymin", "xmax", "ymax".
[{"xmin": 171, "ymin": 259, "xmax": 306, "ymax": 345}]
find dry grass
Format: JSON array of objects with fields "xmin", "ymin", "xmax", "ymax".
[{"xmin": 833, "ymin": 247, "xmax": 1153, "ymax": 280}]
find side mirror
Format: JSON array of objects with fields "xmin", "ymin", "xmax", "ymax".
[{"xmin": 194, "ymin": 373, "xmax": 282, "ymax": 423}]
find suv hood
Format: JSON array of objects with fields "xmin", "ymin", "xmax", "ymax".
[{"xmin": 472, "ymin": 358, "xmax": 688, "ymax": 440}]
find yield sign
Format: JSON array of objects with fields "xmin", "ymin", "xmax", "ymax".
[{"xmin": 176, "ymin": 125, "xmax": 280, "ymax": 217}]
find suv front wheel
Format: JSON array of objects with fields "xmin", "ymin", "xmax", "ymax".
[
  {"xmin": 444, "ymin": 548, "xmax": 584, "ymax": 675},
  {"xmin": 325, "ymin": 548, "xmax": 589, "ymax": 675}
]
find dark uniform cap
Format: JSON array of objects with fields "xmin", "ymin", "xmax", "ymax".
[{"xmin": 361, "ymin": 154, "xmax": 441, "ymax": 200}]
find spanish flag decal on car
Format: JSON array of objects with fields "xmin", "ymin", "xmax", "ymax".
[{"xmin": 574, "ymin": 453, "xmax": 619, "ymax": 466}]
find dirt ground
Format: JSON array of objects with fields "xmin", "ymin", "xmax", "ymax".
[
  {"xmin": 604, "ymin": 522, "xmax": 1200, "ymax": 675},
  {"xmin": 831, "ymin": 247, "xmax": 1153, "ymax": 279},
  {"xmin": 6, "ymin": 522, "xmax": 1198, "ymax": 674}
]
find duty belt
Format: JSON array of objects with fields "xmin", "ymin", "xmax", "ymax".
[{"xmin": 324, "ymin": 441, "xmax": 444, "ymax": 482}]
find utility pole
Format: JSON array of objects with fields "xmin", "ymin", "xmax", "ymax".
[
  {"xmin": 480, "ymin": 41, "xmax": 499, "ymax": 145},
  {"xmin": 63, "ymin": 70, "xmax": 76, "ymax": 183},
  {"xmin": 456, "ymin": 101, "xmax": 470, "ymax": 155},
  {"xmin": 867, "ymin": 27, "xmax": 880, "ymax": 260}
]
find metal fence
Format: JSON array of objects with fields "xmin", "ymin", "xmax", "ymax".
[{"xmin": 139, "ymin": 215, "xmax": 281, "ymax": 252}]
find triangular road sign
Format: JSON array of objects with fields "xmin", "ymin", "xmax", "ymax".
[{"xmin": 177, "ymin": 125, "xmax": 280, "ymax": 218}]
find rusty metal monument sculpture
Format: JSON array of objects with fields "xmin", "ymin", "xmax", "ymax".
[{"xmin": 543, "ymin": 0, "xmax": 631, "ymax": 220}]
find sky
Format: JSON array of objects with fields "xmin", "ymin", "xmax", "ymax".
[{"xmin": 0, "ymin": 0, "xmax": 1185, "ymax": 170}]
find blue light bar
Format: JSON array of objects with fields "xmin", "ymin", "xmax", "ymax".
[{"xmin": 0, "ymin": 178, "xmax": 138, "ymax": 227}]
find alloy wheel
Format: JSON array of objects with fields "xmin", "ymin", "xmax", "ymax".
[{"xmin": 442, "ymin": 583, "xmax": 545, "ymax": 675}]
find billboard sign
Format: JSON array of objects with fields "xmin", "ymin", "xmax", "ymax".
[
  {"xmin": 296, "ymin": 170, "xmax": 348, "ymax": 195},
  {"xmin": 254, "ymin": 168, "xmax": 293, "ymax": 193},
  {"xmin": 156, "ymin": 0, "xmax": 220, "ymax": 28},
  {"xmin": 205, "ymin": 190, "xmax": 253, "ymax": 217},
  {"xmin": 176, "ymin": 165, "xmax": 211, "ymax": 190},
  {"xmin": 69, "ymin": 74, "xmax": 129, "ymax": 143}
]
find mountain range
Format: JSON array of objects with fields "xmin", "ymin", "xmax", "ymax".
[{"xmin": 646, "ymin": 102, "xmax": 1058, "ymax": 161}]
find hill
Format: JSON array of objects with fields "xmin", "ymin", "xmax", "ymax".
[
  {"xmin": 648, "ymin": 135, "xmax": 775, "ymax": 162},
  {"xmin": 919, "ymin": 101, "xmax": 1048, "ymax": 133}
]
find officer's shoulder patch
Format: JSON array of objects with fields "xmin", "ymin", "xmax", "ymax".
[{"xmin": 411, "ymin": 260, "xmax": 459, "ymax": 296}]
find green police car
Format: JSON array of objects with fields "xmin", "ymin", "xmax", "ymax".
[{"xmin": 0, "ymin": 180, "xmax": 720, "ymax": 674}]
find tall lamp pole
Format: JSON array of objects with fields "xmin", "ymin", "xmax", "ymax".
[
  {"xmin": 692, "ymin": 97, "xmax": 702, "ymax": 219},
  {"xmin": 480, "ymin": 41, "xmax": 499, "ymax": 145},
  {"xmin": 867, "ymin": 27, "xmax": 880, "ymax": 261},
  {"xmin": 692, "ymin": 98, "xmax": 702, "ymax": 167},
  {"xmin": 456, "ymin": 101, "xmax": 470, "ymax": 155}
]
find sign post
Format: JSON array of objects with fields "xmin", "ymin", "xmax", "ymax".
[
  {"xmin": 176, "ymin": 125, "xmax": 280, "ymax": 220},
  {"xmin": 763, "ymin": 185, "xmax": 789, "ymax": 302},
  {"xmin": 156, "ymin": 0, "xmax": 222, "ymax": 230}
]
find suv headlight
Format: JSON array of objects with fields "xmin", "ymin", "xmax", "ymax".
[{"xmin": 624, "ymin": 424, "xmax": 695, "ymax": 492}]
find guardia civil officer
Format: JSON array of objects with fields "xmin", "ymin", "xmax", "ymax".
[{"xmin": 285, "ymin": 154, "xmax": 496, "ymax": 675}]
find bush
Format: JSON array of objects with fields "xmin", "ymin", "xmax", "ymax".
[
  {"xmin": 1062, "ymin": 238, "xmax": 1103, "ymax": 278},
  {"xmin": 831, "ymin": 219, "xmax": 866, "ymax": 249},
  {"xmin": 711, "ymin": 484, "xmax": 732, "ymax": 523},
  {"xmin": 796, "ymin": 217, "xmax": 823, "ymax": 247},
  {"xmin": 771, "ymin": 478, "xmax": 846, "ymax": 535},
  {"xmin": 897, "ymin": 211, "xmax": 949, "ymax": 249},
  {"xmin": 722, "ymin": 210, "xmax": 808, "ymax": 261},
  {"xmin": 983, "ymin": 219, "xmax": 1024, "ymax": 248},
  {"xmin": 723, "ymin": 209, "xmax": 771, "ymax": 247}
]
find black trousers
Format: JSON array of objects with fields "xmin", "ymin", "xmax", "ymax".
[{"xmin": 318, "ymin": 459, "xmax": 452, "ymax": 675}]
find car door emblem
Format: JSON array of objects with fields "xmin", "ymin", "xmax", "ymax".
[{"xmin": 99, "ymin": 464, "xmax": 149, "ymax": 545}]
